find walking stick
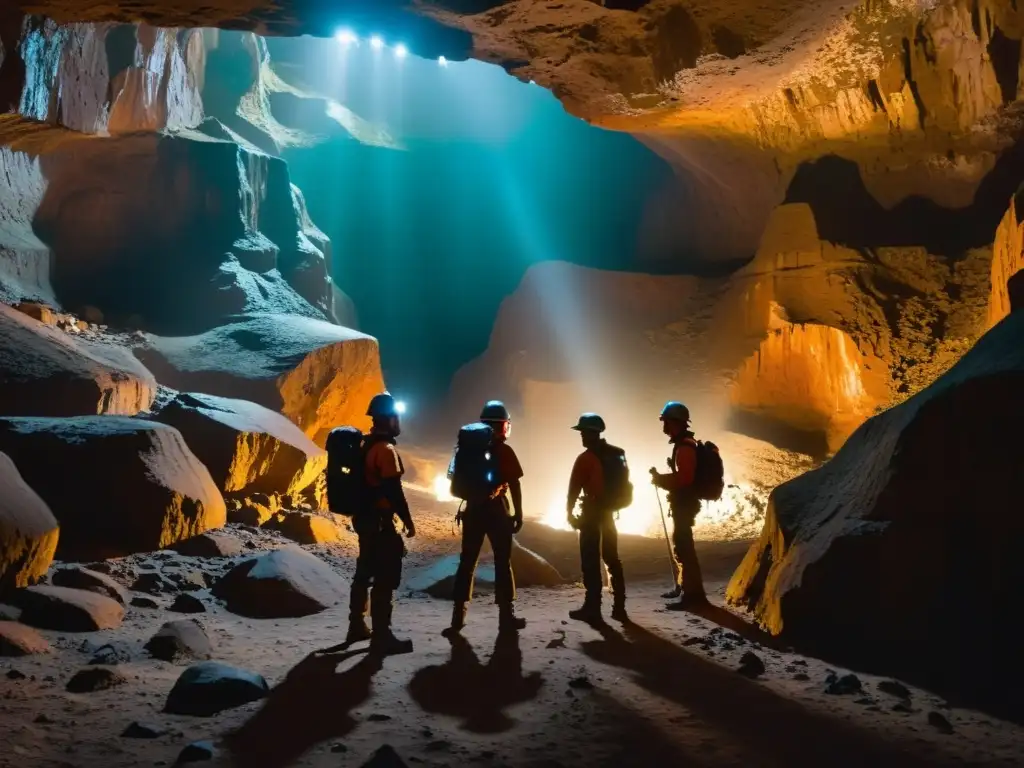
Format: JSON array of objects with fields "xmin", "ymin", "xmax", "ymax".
[{"xmin": 654, "ymin": 486, "xmax": 680, "ymax": 590}]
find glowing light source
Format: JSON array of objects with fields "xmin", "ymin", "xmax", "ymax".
[
  {"xmin": 438, "ymin": 55, "xmax": 448, "ymax": 67},
  {"xmin": 433, "ymin": 475, "xmax": 453, "ymax": 502},
  {"xmin": 394, "ymin": 400, "xmax": 407, "ymax": 415},
  {"xmin": 370, "ymin": 35, "xmax": 384, "ymax": 50},
  {"xmin": 335, "ymin": 28, "xmax": 357, "ymax": 45},
  {"xmin": 394, "ymin": 43, "xmax": 408, "ymax": 59}
]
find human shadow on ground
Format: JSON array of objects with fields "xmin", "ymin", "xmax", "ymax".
[
  {"xmin": 580, "ymin": 623, "xmax": 954, "ymax": 768},
  {"xmin": 226, "ymin": 649, "xmax": 382, "ymax": 768},
  {"xmin": 408, "ymin": 630, "xmax": 543, "ymax": 733},
  {"xmin": 677, "ymin": 599, "xmax": 781, "ymax": 649}
]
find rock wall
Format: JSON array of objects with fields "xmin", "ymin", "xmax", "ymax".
[{"xmin": 989, "ymin": 186, "xmax": 1024, "ymax": 326}]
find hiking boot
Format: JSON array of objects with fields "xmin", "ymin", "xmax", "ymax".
[
  {"xmin": 569, "ymin": 603, "xmax": 602, "ymax": 623},
  {"xmin": 441, "ymin": 602, "xmax": 467, "ymax": 638},
  {"xmin": 498, "ymin": 603, "xmax": 526, "ymax": 632},
  {"xmin": 610, "ymin": 602, "xmax": 629, "ymax": 623},
  {"xmin": 661, "ymin": 584, "xmax": 682, "ymax": 599},
  {"xmin": 369, "ymin": 631, "xmax": 414, "ymax": 656},
  {"xmin": 344, "ymin": 618, "xmax": 372, "ymax": 644},
  {"xmin": 666, "ymin": 592, "xmax": 709, "ymax": 611}
]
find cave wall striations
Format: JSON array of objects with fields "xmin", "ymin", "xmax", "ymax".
[
  {"xmin": 0, "ymin": 14, "xmax": 386, "ymax": 584},
  {"xmin": 989, "ymin": 185, "xmax": 1024, "ymax": 326}
]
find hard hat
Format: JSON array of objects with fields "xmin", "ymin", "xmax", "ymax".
[
  {"xmin": 571, "ymin": 413, "xmax": 606, "ymax": 433},
  {"xmin": 366, "ymin": 392, "xmax": 399, "ymax": 419},
  {"xmin": 480, "ymin": 400, "xmax": 510, "ymax": 422},
  {"xmin": 659, "ymin": 401, "xmax": 690, "ymax": 424}
]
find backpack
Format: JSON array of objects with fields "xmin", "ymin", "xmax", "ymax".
[
  {"xmin": 446, "ymin": 422, "xmax": 502, "ymax": 503},
  {"xmin": 596, "ymin": 443, "xmax": 633, "ymax": 511},
  {"xmin": 325, "ymin": 426, "xmax": 369, "ymax": 516},
  {"xmin": 693, "ymin": 440, "xmax": 725, "ymax": 501}
]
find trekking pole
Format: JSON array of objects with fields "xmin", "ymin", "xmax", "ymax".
[{"xmin": 654, "ymin": 486, "xmax": 679, "ymax": 588}]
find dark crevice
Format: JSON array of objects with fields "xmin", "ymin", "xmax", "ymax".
[
  {"xmin": 783, "ymin": 87, "xmax": 797, "ymax": 107},
  {"xmin": 988, "ymin": 26, "xmax": 1021, "ymax": 105},
  {"xmin": 711, "ymin": 25, "xmax": 746, "ymax": 59},
  {"xmin": 970, "ymin": 0, "xmax": 982, "ymax": 40},
  {"xmin": 866, "ymin": 79, "xmax": 886, "ymax": 111},
  {"xmin": 725, "ymin": 409, "xmax": 830, "ymax": 460},
  {"xmin": 649, "ymin": 5, "xmax": 701, "ymax": 80},
  {"xmin": 0, "ymin": 9, "xmax": 27, "ymax": 113},
  {"xmin": 901, "ymin": 36, "xmax": 928, "ymax": 129},
  {"xmin": 603, "ymin": 0, "xmax": 655, "ymax": 9}
]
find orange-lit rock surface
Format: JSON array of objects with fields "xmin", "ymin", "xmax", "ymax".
[
  {"xmin": 154, "ymin": 391, "xmax": 326, "ymax": 502},
  {"xmin": 0, "ymin": 303, "xmax": 156, "ymax": 417},
  {"xmin": 726, "ymin": 304, "xmax": 1024, "ymax": 720},
  {"xmin": 0, "ymin": 451, "xmax": 58, "ymax": 591},
  {"xmin": 0, "ymin": 416, "xmax": 225, "ymax": 560},
  {"xmin": 136, "ymin": 313, "xmax": 385, "ymax": 446},
  {"xmin": 989, "ymin": 188, "xmax": 1024, "ymax": 327}
]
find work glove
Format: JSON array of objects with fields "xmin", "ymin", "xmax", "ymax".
[
  {"xmin": 404, "ymin": 520, "xmax": 417, "ymax": 539},
  {"xmin": 567, "ymin": 514, "xmax": 580, "ymax": 531},
  {"xmin": 512, "ymin": 514, "xmax": 523, "ymax": 534},
  {"xmin": 649, "ymin": 467, "xmax": 667, "ymax": 489}
]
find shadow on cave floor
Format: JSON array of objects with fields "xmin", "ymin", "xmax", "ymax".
[
  {"xmin": 783, "ymin": 137, "xmax": 1024, "ymax": 257},
  {"xmin": 724, "ymin": 409, "xmax": 830, "ymax": 460},
  {"xmin": 580, "ymin": 622, "xmax": 951, "ymax": 768},
  {"xmin": 226, "ymin": 649, "xmax": 382, "ymax": 768},
  {"xmin": 407, "ymin": 631, "xmax": 543, "ymax": 734}
]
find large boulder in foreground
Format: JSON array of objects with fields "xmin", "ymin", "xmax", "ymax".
[
  {"xmin": 136, "ymin": 313, "xmax": 385, "ymax": 446},
  {"xmin": 0, "ymin": 452, "xmax": 59, "ymax": 590},
  {"xmin": 726, "ymin": 308, "xmax": 1024, "ymax": 719},
  {"xmin": 0, "ymin": 303, "xmax": 156, "ymax": 417},
  {"xmin": 212, "ymin": 546, "xmax": 346, "ymax": 618},
  {"xmin": 154, "ymin": 391, "xmax": 327, "ymax": 501},
  {"xmin": 0, "ymin": 417, "xmax": 226, "ymax": 560}
]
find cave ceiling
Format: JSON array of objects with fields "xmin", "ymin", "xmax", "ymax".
[{"xmin": 10, "ymin": 0, "xmax": 1024, "ymax": 261}]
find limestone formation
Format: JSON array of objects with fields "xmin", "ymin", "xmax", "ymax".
[
  {"xmin": 0, "ymin": 303, "xmax": 157, "ymax": 417},
  {"xmin": 14, "ymin": 585, "xmax": 124, "ymax": 631},
  {"xmin": 138, "ymin": 313, "xmax": 385, "ymax": 445},
  {"xmin": 0, "ymin": 417, "xmax": 226, "ymax": 560},
  {"xmin": 727, "ymin": 307, "xmax": 1024, "ymax": 719},
  {"xmin": 0, "ymin": 451, "xmax": 59, "ymax": 591},
  {"xmin": 154, "ymin": 391, "xmax": 327, "ymax": 502},
  {"xmin": 211, "ymin": 546, "xmax": 347, "ymax": 618}
]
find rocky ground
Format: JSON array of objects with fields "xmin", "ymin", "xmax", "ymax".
[{"xmin": 2, "ymin": 489, "xmax": 1022, "ymax": 768}]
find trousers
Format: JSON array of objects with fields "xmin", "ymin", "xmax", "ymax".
[
  {"xmin": 451, "ymin": 499, "xmax": 515, "ymax": 605},
  {"xmin": 349, "ymin": 512, "xmax": 405, "ymax": 621},
  {"xmin": 670, "ymin": 496, "xmax": 705, "ymax": 596},
  {"xmin": 578, "ymin": 508, "xmax": 625, "ymax": 605}
]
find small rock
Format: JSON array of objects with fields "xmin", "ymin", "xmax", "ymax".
[
  {"xmin": 171, "ymin": 532, "xmax": 243, "ymax": 558},
  {"xmin": 367, "ymin": 713, "xmax": 393, "ymax": 721},
  {"xmin": 177, "ymin": 740, "xmax": 216, "ymax": 763},
  {"xmin": 0, "ymin": 621, "xmax": 52, "ymax": 656},
  {"xmin": 6, "ymin": 668, "xmax": 26, "ymax": 680},
  {"xmin": 737, "ymin": 651, "xmax": 765, "ymax": 679},
  {"xmin": 825, "ymin": 672, "xmax": 862, "ymax": 695},
  {"xmin": 169, "ymin": 594, "xmax": 206, "ymax": 614},
  {"xmin": 66, "ymin": 667, "xmax": 126, "ymax": 693},
  {"xmin": 360, "ymin": 745, "xmax": 409, "ymax": 768},
  {"xmin": 928, "ymin": 711, "xmax": 954, "ymax": 734},
  {"xmin": 792, "ymin": 673, "xmax": 810, "ymax": 681},
  {"xmin": 425, "ymin": 740, "xmax": 451, "ymax": 752},
  {"xmin": 132, "ymin": 572, "xmax": 177, "ymax": 595},
  {"xmin": 169, "ymin": 571, "xmax": 210, "ymax": 592},
  {"xmin": 878, "ymin": 680, "xmax": 910, "ymax": 698},
  {"xmin": 122, "ymin": 721, "xmax": 166, "ymax": 739},
  {"xmin": 854, "ymin": 697, "xmax": 874, "ymax": 706},
  {"xmin": 568, "ymin": 676, "xmax": 593, "ymax": 689},
  {"xmin": 51, "ymin": 567, "xmax": 128, "ymax": 605},
  {"xmin": 89, "ymin": 642, "xmax": 132, "ymax": 665},
  {"xmin": 330, "ymin": 743, "xmax": 348, "ymax": 753},
  {"xmin": 130, "ymin": 596, "xmax": 159, "ymax": 609},
  {"xmin": 145, "ymin": 619, "xmax": 212, "ymax": 663},
  {"xmin": 34, "ymin": 713, "xmax": 52, "ymax": 723},
  {"xmin": 893, "ymin": 701, "xmax": 914, "ymax": 713},
  {"xmin": 164, "ymin": 661, "xmax": 269, "ymax": 716}
]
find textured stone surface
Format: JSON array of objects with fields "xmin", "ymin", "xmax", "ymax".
[
  {"xmin": 727, "ymin": 307, "xmax": 1024, "ymax": 718},
  {"xmin": 263, "ymin": 512, "xmax": 343, "ymax": 545},
  {"xmin": 137, "ymin": 313, "xmax": 385, "ymax": 446},
  {"xmin": 0, "ymin": 417, "xmax": 226, "ymax": 560},
  {"xmin": 0, "ymin": 620, "xmax": 51, "ymax": 655},
  {"xmin": 14, "ymin": 585, "xmax": 124, "ymax": 631},
  {"xmin": 0, "ymin": 451, "xmax": 59, "ymax": 591},
  {"xmin": 164, "ymin": 660, "xmax": 269, "ymax": 716},
  {"xmin": 51, "ymin": 566, "xmax": 127, "ymax": 604},
  {"xmin": 154, "ymin": 391, "xmax": 326, "ymax": 501}
]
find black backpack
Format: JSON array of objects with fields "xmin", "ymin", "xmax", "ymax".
[
  {"xmin": 693, "ymin": 440, "xmax": 725, "ymax": 501},
  {"xmin": 325, "ymin": 426, "xmax": 370, "ymax": 516},
  {"xmin": 596, "ymin": 443, "xmax": 633, "ymax": 511},
  {"xmin": 446, "ymin": 422, "xmax": 502, "ymax": 503}
]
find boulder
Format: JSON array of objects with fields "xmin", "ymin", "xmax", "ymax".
[
  {"xmin": 0, "ymin": 303, "xmax": 156, "ymax": 417},
  {"xmin": 0, "ymin": 451, "xmax": 59, "ymax": 590},
  {"xmin": 406, "ymin": 555, "xmax": 494, "ymax": 600},
  {"xmin": 136, "ymin": 313, "xmax": 385, "ymax": 446},
  {"xmin": 169, "ymin": 593, "xmax": 206, "ymax": 614},
  {"xmin": 164, "ymin": 661, "xmax": 269, "ymax": 716},
  {"xmin": 171, "ymin": 531, "xmax": 244, "ymax": 558},
  {"xmin": 264, "ymin": 512, "xmax": 343, "ymax": 545},
  {"xmin": 509, "ymin": 541, "xmax": 565, "ymax": 587},
  {"xmin": 153, "ymin": 391, "xmax": 326, "ymax": 500},
  {"xmin": 51, "ymin": 566, "xmax": 128, "ymax": 604},
  {"xmin": 66, "ymin": 666, "xmax": 127, "ymax": 693},
  {"xmin": 14, "ymin": 585, "xmax": 124, "ymax": 631},
  {"xmin": 0, "ymin": 621, "xmax": 51, "ymax": 656},
  {"xmin": 228, "ymin": 495, "xmax": 279, "ymax": 527},
  {"xmin": 0, "ymin": 417, "xmax": 226, "ymax": 560},
  {"xmin": 145, "ymin": 618, "xmax": 212, "ymax": 662},
  {"xmin": 726, "ymin": 308, "xmax": 1024, "ymax": 719},
  {"xmin": 212, "ymin": 546, "xmax": 346, "ymax": 618}
]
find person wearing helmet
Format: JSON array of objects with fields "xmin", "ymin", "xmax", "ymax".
[
  {"xmin": 649, "ymin": 401, "xmax": 707, "ymax": 608},
  {"xmin": 565, "ymin": 413, "xmax": 628, "ymax": 623},
  {"xmin": 347, "ymin": 392, "xmax": 417, "ymax": 655},
  {"xmin": 444, "ymin": 399, "xmax": 527, "ymax": 636}
]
